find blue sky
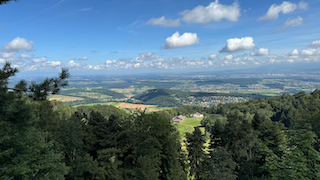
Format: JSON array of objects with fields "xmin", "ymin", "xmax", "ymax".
[{"xmin": 0, "ymin": 0, "xmax": 320, "ymax": 74}]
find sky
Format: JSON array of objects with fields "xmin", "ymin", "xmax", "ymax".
[{"xmin": 0, "ymin": 0, "xmax": 320, "ymax": 75}]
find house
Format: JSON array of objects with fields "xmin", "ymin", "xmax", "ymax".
[
  {"xmin": 192, "ymin": 112, "xmax": 203, "ymax": 118},
  {"xmin": 172, "ymin": 115, "xmax": 187, "ymax": 123}
]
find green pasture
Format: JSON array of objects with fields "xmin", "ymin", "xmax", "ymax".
[{"xmin": 175, "ymin": 118, "xmax": 202, "ymax": 138}]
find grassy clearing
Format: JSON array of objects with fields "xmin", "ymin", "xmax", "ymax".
[
  {"xmin": 175, "ymin": 118, "xmax": 203, "ymax": 138},
  {"xmin": 145, "ymin": 106, "xmax": 173, "ymax": 112}
]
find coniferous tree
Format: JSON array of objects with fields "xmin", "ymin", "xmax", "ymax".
[
  {"xmin": 0, "ymin": 62, "xmax": 68, "ymax": 179},
  {"xmin": 186, "ymin": 127, "xmax": 207, "ymax": 180}
]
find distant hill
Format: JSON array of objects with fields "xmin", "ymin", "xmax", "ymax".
[{"xmin": 131, "ymin": 89, "xmax": 268, "ymax": 107}]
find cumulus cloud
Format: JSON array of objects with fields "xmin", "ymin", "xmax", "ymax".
[
  {"xmin": 223, "ymin": 54, "xmax": 233, "ymax": 60},
  {"xmin": 258, "ymin": 1, "xmax": 307, "ymax": 21},
  {"xmin": 78, "ymin": 56, "xmax": 89, "ymax": 60},
  {"xmin": 275, "ymin": 16, "xmax": 303, "ymax": 33},
  {"xmin": 311, "ymin": 40, "xmax": 320, "ymax": 47},
  {"xmin": 0, "ymin": 52, "xmax": 16, "ymax": 59},
  {"xmin": 33, "ymin": 57, "xmax": 48, "ymax": 63},
  {"xmin": 67, "ymin": 60, "xmax": 82, "ymax": 68},
  {"xmin": 20, "ymin": 54, "xmax": 34, "ymax": 59},
  {"xmin": 0, "ymin": 58, "xmax": 5, "ymax": 63},
  {"xmin": 290, "ymin": 49, "xmax": 299, "ymax": 55},
  {"xmin": 220, "ymin": 37, "xmax": 256, "ymax": 53},
  {"xmin": 90, "ymin": 50, "xmax": 97, "ymax": 53},
  {"xmin": 251, "ymin": 48, "xmax": 270, "ymax": 56},
  {"xmin": 44, "ymin": 61, "xmax": 61, "ymax": 67},
  {"xmin": 146, "ymin": 16, "xmax": 180, "ymax": 27},
  {"xmin": 301, "ymin": 48, "xmax": 320, "ymax": 56},
  {"xmin": 180, "ymin": 0, "xmax": 241, "ymax": 23},
  {"xmin": 2, "ymin": 37, "xmax": 34, "ymax": 52},
  {"xmin": 135, "ymin": 52, "xmax": 159, "ymax": 63},
  {"xmin": 208, "ymin": 54, "xmax": 218, "ymax": 60},
  {"xmin": 164, "ymin": 31, "xmax": 199, "ymax": 49},
  {"xmin": 106, "ymin": 60, "xmax": 117, "ymax": 65}
]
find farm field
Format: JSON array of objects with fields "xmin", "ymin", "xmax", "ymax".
[
  {"xmin": 49, "ymin": 95, "xmax": 84, "ymax": 102},
  {"xmin": 115, "ymin": 102, "xmax": 173, "ymax": 113},
  {"xmin": 116, "ymin": 102, "xmax": 153, "ymax": 111}
]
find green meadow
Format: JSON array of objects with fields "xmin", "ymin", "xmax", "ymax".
[{"xmin": 175, "ymin": 118, "xmax": 202, "ymax": 138}]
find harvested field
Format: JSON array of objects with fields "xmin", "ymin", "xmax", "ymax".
[
  {"xmin": 110, "ymin": 88, "xmax": 135, "ymax": 93},
  {"xmin": 117, "ymin": 102, "xmax": 153, "ymax": 110},
  {"xmin": 49, "ymin": 95, "xmax": 83, "ymax": 102}
]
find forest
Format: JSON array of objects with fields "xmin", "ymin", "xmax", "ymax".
[{"xmin": 2, "ymin": 63, "xmax": 320, "ymax": 180}]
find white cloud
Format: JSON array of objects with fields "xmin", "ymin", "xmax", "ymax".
[
  {"xmin": 208, "ymin": 54, "xmax": 218, "ymax": 60},
  {"xmin": 311, "ymin": 40, "xmax": 320, "ymax": 47},
  {"xmin": 243, "ymin": 57, "xmax": 255, "ymax": 61},
  {"xmin": 220, "ymin": 37, "xmax": 256, "ymax": 53},
  {"xmin": 135, "ymin": 52, "xmax": 159, "ymax": 63},
  {"xmin": 20, "ymin": 54, "xmax": 34, "ymax": 59},
  {"xmin": 2, "ymin": 37, "xmax": 34, "ymax": 52},
  {"xmin": 33, "ymin": 57, "xmax": 47, "ymax": 63},
  {"xmin": 276, "ymin": 16, "xmax": 303, "ymax": 33},
  {"xmin": 0, "ymin": 58, "xmax": 5, "ymax": 63},
  {"xmin": 180, "ymin": 0, "xmax": 241, "ymax": 23},
  {"xmin": 0, "ymin": 52, "xmax": 16, "ymax": 59},
  {"xmin": 301, "ymin": 48, "xmax": 320, "ymax": 56},
  {"xmin": 269, "ymin": 58, "xmax": 276, "ymax": 63},
  {"xmin": 44, "ymin": 61, "xmax": 61, "ymax": 67},
  {"xmin": 106, "ymin": 60, "xmax": 118, "ymax": 65},
  {"xmin": 222, "ymin": 54, "xmax": 233, "ymax": 60},
  {"xmin": 290, "ymin": 49, "xmax": 299, "ymax": 55},
  {"xmin": 134, "ymin": 63, "xmax": 140, "ymax": 68},
  {"xmin": 78, "ymin": 56, "xmax": 89, "ymax": 60},
  {"xmin": 251, "ymin": 48, "xmax": 269, "ymax": 56},
  {"xmin": 287, "ymin": 59, "xmax": 294, "ymax": 63},
  {"xmin": 67, "ymin": 60, "xmax": 82, "ymax": 68},
  {"xmin": 164, "ymin": 31, "xmax": 199, "ymax": 49},
  {"xmin": 146, "ymin": 16, "xmax": 180, "ymax": 27},
  {"xmin": 258, "ymin": 1, "xmax": 307, "ymax": 21}
]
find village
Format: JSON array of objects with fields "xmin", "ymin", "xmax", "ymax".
[
  {"xmin": 179, "ymin": 95, "xmax": 249, "ymax": 107},
  {"xmin": 172, "ymin": 112, "xmax": 204, "ymax": 123}
]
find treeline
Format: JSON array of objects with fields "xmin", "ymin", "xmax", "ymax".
[
  {"xmin": 132, "ymin": 88, "xmax": 267, "ymax": 107},
  {"xmin": 1, "ymin": 95, "xmax": 187, "ymax": 179},
  {"xmin": 174, "ymin": 90, "xmax": 320, "ymax": 179}
]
